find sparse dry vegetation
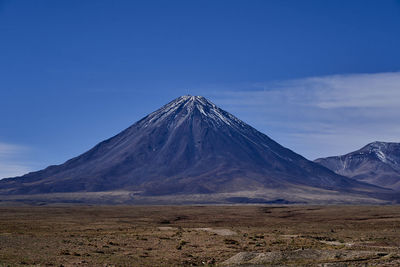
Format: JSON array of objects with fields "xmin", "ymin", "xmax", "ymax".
[{"xmin": 0, "ymin": 205, "xmax": 399, "ymax": 266}]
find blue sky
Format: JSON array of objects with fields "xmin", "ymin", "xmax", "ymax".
[{"xmin": 1, "ymin": 0, "xmax": 400, "ymax": 178}]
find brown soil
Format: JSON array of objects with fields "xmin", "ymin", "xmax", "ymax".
[{"xmin": 0, "ymin": 205, "xmax": 399, "ymax": 266}]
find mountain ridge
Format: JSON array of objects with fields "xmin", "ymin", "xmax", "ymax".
[{"xmin": 315, "ymin": 141, "xmax": 400, "ymax": 191}]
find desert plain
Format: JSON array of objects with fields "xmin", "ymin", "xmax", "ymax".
[{"xmin": 0, "ymin": 205, "xmax": 399, "ymax": 266}]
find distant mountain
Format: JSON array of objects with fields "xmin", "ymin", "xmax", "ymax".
[
  {"xmin": 315, "ymin": 142, "xmax": 400, "ymax": 191},
  {"xmin": 0, "ymin": 96, "xmax": 395, "ymax": 204}
]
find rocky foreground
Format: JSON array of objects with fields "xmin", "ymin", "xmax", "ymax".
[{"xmin": 0, "ymin": 205, "xmax": 399, "ymax": 266}]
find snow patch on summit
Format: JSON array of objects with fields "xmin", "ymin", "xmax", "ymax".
[
  {"xmin": 142, "ymin": 95, "xmax": 248, "ymax": 129},
  {"xmin": 375, "ymin": 150, "xmax": 387, "ymax": 163}
]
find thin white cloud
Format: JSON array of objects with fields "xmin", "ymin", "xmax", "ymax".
[
  {"xmin": 0, "ymin": 163, "xmax": 32, "ymax": 179},
  {"xmin": 209, "ymin": 72, "xmax": 400, "ymax": 159},
  {"xmin": 0, "ymin": 142, "xmax": 33, "ymax": 178},
  {"xmin": 0, "ymin": 142, "xmax": 27, "ymax": 156},
  {"xmin": 303, "ymin": 72, "xmax": 400, "ymax": 108}
]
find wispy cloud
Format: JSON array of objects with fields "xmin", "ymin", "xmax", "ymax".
[
  {"xmin": 303, "ymin": 72, "xmax": 400, "ymax": 109},
  {"xmin": 0, "ymin": 142, "xmax": 33, "ymax": 178},
  {"xmin": 209, "ymin": 72, "xmax": 400, "ymax": 159}
]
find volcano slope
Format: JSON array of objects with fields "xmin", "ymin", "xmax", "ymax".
[{"xmin": 0, "ymin": 96, "xmax": 395, "ymax": 204}]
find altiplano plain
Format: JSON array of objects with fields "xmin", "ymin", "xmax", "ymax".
[{"xmin": 0, "ymin": 205, "xmax": 399, "ymax": 266}]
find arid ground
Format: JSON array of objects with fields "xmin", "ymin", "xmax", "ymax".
[{"xmin": 0, "ymin": 205, "xmax": 399, "ymax": 266}]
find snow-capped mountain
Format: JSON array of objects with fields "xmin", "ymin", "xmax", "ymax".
[
  {"xmin": 0, "ymin": 96, "xmax": 394, "ymax": 203},
  {"xmin": 315, "ymin": 142, "xmax": 400, "ymax": 191}
]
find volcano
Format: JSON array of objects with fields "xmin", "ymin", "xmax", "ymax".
[
  {"xmin": 315, "ymin": 142, "xmax": 400, "ymax": 191},
  {"xmin": 0, "ymin": 96, "xmax": 394, "ymax": 204}
]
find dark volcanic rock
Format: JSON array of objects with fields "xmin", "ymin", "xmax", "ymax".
[
  {"xmin": 0, "ymin": 96, "xmax": 388, "ymax": 198},
  {"xmin": 315, "ymin": 142, "xmax": 400, "ymax": 191}
]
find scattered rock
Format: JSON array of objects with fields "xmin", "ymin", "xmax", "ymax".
[
  {"xmin": 221, "ymin": 249, "xmax": 389, "ymax": 265},
  {"xmin": 177, "ymin": 240, "xmax": 189, "ymax": 250},
  {"xmin": 158, "ymin": 226, "xmax": 175, "ymax": 231},
  {"xmin": 280, "ymin": 234, "xmax": 299, "ymax": 239},
  {"xmin": 320, "ymin": 240, "xmax": 352, "ymax": 247},
  {"xmin": 224, "ymin": 239, "xmax": 239, "ymax": 245},
  {"xmin": 194, "ymin": 227, "xmax": 237, "ymax": 236},
  {"xmin": 60, "ymin": 250, "xmax": 70, "ymax": 255}
]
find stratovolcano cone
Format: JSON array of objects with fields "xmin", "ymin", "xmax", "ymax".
[{"xmin": 0, "ymin": 95, "xmax": 394, "ymax": 204}]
